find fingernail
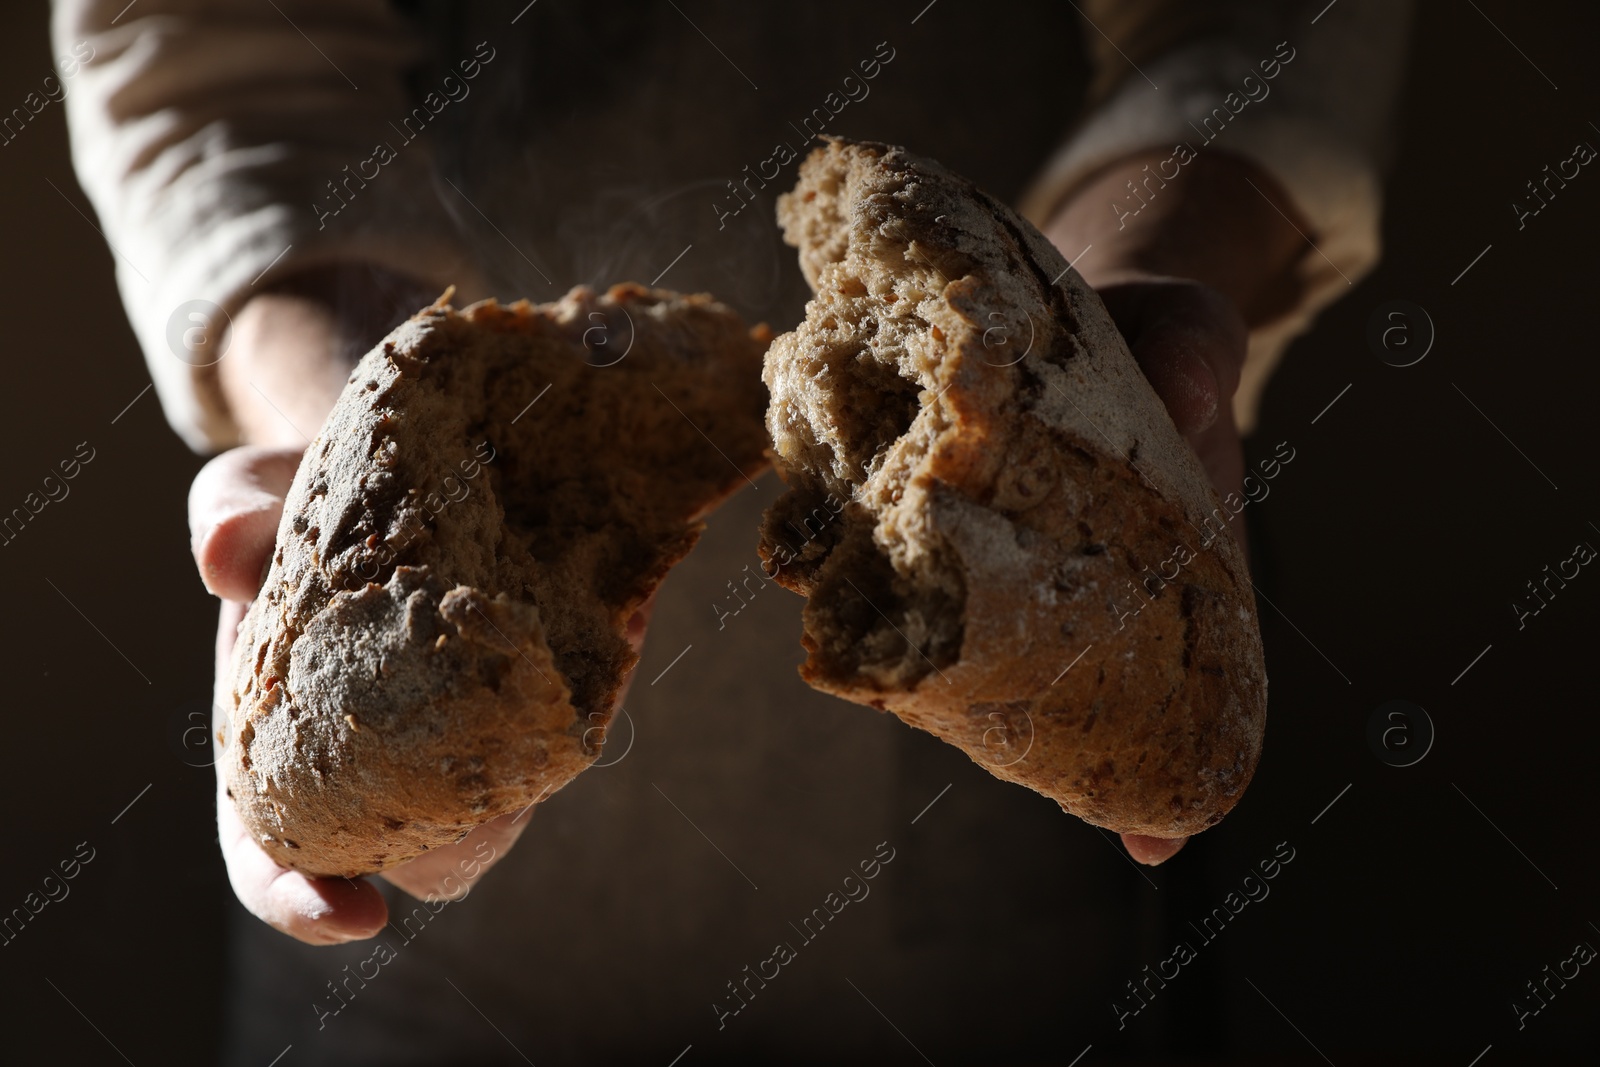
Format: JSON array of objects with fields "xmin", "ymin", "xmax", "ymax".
[
  {"xmin": 323, "ymin": 920, "xmax": 382, "ymax": 944},
  {"xmin": 1123, "ymin": 833, "xmax": 1188, "ymax": 866},
  {"xmin": 189, "ymin": 515, "xmax": 214, "ymax": 561}
]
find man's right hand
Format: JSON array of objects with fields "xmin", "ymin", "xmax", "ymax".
[
  {"xmin": 1042, "ymin": 150, "xmax": 1310, "ymax": 867},
  {"xmin": 192, "ymin": 446, "xmax": 534, "ymax": 944},
  {"xmin": 192, "ymin": 266, "xmax": 539, "ymax": 944},
  {"xmin": 196, "ymin": 267, "xmax": 652, "ymax": 943}
]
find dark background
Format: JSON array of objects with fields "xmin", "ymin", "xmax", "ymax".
[{"xmin": 1, "ymin": 0, "xmax": 1596, "ymax": 1063}]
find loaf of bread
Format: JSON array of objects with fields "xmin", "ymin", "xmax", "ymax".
[
  {"xmin": 760, "ymin": 139, "xmax": 1267, "ymax": 838},
  {"xmin": 223, "ymin": 284, "xmax": 770, "ymax": 877}
]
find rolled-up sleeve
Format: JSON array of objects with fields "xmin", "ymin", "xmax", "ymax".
[
  {"xmin": 53, "ymin": 0, "xmax": 488, "ymax": 451},
  {"xmin": 1021, "ymin": 0, "xmax": 1415, "ymax": 431}
]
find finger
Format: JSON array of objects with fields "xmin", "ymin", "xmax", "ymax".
[
  {"xmin": 379, "ymin": 809, "xmax": 531, "ymax": 903},
  {"xmin": 1189, "ymin": 402, "xmax": 1245, "ymax": 497},
  {"xmin": 612, "ymin": 591, "xmax": 656, "ymax": 709},
  {"xmin": 212, "ymin": 600, "xmax": 386, "ymax": 945},
  {"xmin": 213, "ymin": 600, "xmax": 248, "ymax": 714},
  {"xmin": 386, "ymin": 596, "xmax": 646, "ymax": 906},
  {"xmin": 189, "ymin": 446, "xmax": 303, "ymax": 602},
  {"xmin": 1187, "ymin": 404, "xmax": 1251, "ymax": 565},
  {"xmin": 1098, "ymin": 281, "xmax": 1247, "ymax": 436},
  {"xmin": 625, "ymin": 590, "xmax": 657, "ymax": 655},
  {"xmin": 1121, "ymin": 833, "xmax": 1188, "ymax": 866},
  {"xmin": 217, "ymin": 780, "xmax": 389, "ymax": 944}
]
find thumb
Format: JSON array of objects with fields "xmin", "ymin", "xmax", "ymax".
[
  {"xmin": 1122, "ymin": 833, "xmax": 1188, "ymax": 866},
  {"xmin": 379, "ymin": 810, "xmax": 532, "ymax": 903},
  {"xmin": 1096, "ymin": 277, "xmax": 1247, "ymax": 438},
  {"xmin": 189, "ymin": 446, "xmax": 304, "ymax": 603}
]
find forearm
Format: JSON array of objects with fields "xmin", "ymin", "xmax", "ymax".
[
  {"xmin": 55, "ymin": 0, "xmax": 487, "ymax": 452},
  {"xmin": 1042, "ymin": 150, "xmax": 1309, "ymax": 328},
  {"xmin": 219, "ymin": 265, "xmax": 439, "ymax": 448},
  {"xmin": 1035, "ymin": 1, "xmax": 1413, "ymax": 431}
]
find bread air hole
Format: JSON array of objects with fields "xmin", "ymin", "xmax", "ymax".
[
  {"xmin": 768, "ymin": 160, "xmax": 968, "ymax": 689},
  {"xmin": 815, "ymin": 316, "xmax": 964, "ymax": 690},
  {"xmin": 827, "ymin": 345, "xmax": 922, "ymax": 482}
]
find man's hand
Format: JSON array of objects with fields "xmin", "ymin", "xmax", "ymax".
[
  {"xmin": 194, "ymin": 447, "xmax": 536, "ymax": 943},
  {"xmin": 1041, "ymin": 149, "xmax": 1311, "ymax": 866},
  {"xmin": 193, "ymin": 265, "xmax": 570, "ymax": 944}
]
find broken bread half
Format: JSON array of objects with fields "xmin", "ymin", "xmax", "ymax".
[
  {"xmin": 224, "ymin": 284, "xmax": 770, "ymax": 877},
  {"xmin": 761, "ymin": 139, "xmax": 1267, "ymax": 838}
]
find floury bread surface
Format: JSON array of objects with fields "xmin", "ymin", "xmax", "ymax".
[
  {"xmin": 224, "ymin": 285, "xmax": 770, "ymax": 876},
  {"xmin": 760, "ymin": 139, "xmax": 1267, "ymax": 837}
]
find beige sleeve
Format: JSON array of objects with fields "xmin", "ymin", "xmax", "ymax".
[
  {"xmin": 52, "ymin": 0, "xmax": 491, "ymax": 452},
  {"xmin": 1024, "ymin": 0, "xmax": 1415, "ymax": 431}
]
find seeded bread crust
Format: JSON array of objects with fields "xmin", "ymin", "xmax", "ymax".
[
  {"xmin": 761, "ymin": 139, "xmax": 1267, "ymax": 837},
  {"xmin": 224, "ymin": 284, "xmax": 770, "ymax": 876}
]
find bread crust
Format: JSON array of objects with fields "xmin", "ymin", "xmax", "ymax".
[
  {"xmin": 224, "ymin": 285, "xmax": 769, "ymax": 876},
  {"xmin": 760, "ymin": 139, "xmax": 1267, "ymax": 837}
]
